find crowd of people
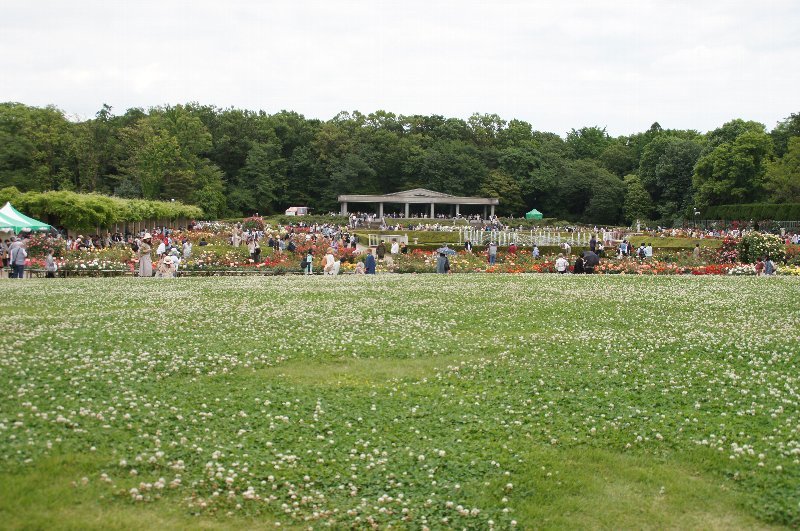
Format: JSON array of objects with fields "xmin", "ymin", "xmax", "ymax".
[
  {"xmin": 348, "ymin": 212, "xmax": 506, "ymax": 231},
  {"xmin": 2, "ymin": 214, "xmax": 797, "ymax": 279}
]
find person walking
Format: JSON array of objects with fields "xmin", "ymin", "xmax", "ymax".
[
  {"xmin": 436, "ymin": 252, "xmax": 449, "ymax": 274},
  {"xmin": 138, "ymin": 233, "xmax": 153, "ymax": 277},
  {"xmin": 376, "ymin": 240, "xmax": 386, "ymax": 260},
  {"xmin": 182, "ymin": 239, "xmax": 193, "ymax": 259},
  {"xmin": 323, "ymin": 247, "xmax": 336, "ymax": 275},
  {"xmin": 364, "ymin": 248, "xmax": 376, "ymax": 274},
  {"xmin": 231, "ymin": 224, "xmax": 242, "ymax": 247},
  {"xmin": 9, "ymin": 238, "xmax": 27, "ymax": 279},
  {"xmin": 488, "ymin": 242, "xmax": 498, "ymax": 265},
  {"xmin": 44, "ymin": 250, "xmax": 57, "ymax": 278}
]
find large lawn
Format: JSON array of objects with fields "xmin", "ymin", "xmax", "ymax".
[{"xmin": 1, "ymin": 275, "xmax": 798, "ymax": 529}]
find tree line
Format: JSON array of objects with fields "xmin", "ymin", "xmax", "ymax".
[{"xmin": 1, "ymin": 102, "xmax": 798, "ymax": 224}]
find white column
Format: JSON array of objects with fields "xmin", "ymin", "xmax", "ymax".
[
  {"xmin": 455, "ymin": 204, "xmax": 460, "ymax": 216},
  {"xmin": 490, "ymin": 205, "xmax": 495, "ymax": 217},
  {"xmin": 405, "ymin": 203, "xmax": 409, "ymax": 218},
  {"xmin": 430, "ymin": 203, "xmax": 435, "ymax": 218},
  {"xmin": 379, "ymin": 202, "xmax": 384, "ymax": 218},
  {"xmin": 340, "ymin": 201, "xmax": 348, "ymax": 215}
]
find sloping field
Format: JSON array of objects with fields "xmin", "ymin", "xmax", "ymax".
[{"xmin": 1, "ymin": 275, "xmax": 798, "ymax": 529}]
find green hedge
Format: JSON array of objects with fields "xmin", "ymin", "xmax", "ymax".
[
  {"xmin": 0, "ymin": 187, "xmax": 203, "ymax": 230},
  {"xmin": 704, "ymin": 203, "xmax": 800, "ymax": 221}
]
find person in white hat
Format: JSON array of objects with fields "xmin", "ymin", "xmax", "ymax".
[
  {"xmin": 157, "ymin": 254, "xmax": 174, "ymax": 278},
  {"xmin": 138, "ymin": 233, "xmax": 153, "ymax": 277}
]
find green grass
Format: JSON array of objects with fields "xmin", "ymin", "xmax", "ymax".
[
  {"xmin": 1, "ymin": 275, "xmax": 798, "ymax": 529},
  {"xmin": 628, "ymin": 237, "xmax": 723, "ymax": 249}
]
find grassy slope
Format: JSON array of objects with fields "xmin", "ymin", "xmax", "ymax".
[{"xmin": 1, "ymin": 276, "xmax": 798, "ymax": 529}]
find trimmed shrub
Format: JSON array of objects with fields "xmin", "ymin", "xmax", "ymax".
[
  {"xmin": 704, "ymin": 203, "xmax": 800, "ymax": 221},
  {"xmin": 737, "ymin": 233, "xmax": 785, "ymax": 263}
]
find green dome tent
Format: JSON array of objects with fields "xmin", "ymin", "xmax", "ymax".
[
  {"xmin": 525, "ymin": 208, "xmax": 543, "ymax": 220},
  {"xmin": 0, "ymin": 202, "xmax": 52, "ymax": 233}
]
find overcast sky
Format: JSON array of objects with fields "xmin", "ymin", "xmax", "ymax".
[{"xmin": 2, "ymin": 0, "xmax": 798, "ymax": 136}]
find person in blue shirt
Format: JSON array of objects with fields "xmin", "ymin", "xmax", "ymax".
[{"xmin": 364, "ymin": 248, "xmax": 376, "ymax": 274}]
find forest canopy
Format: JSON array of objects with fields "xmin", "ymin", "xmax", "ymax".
[{"xmin": 1, "ymin": 102, "xmax": 798, "ymax": 225}]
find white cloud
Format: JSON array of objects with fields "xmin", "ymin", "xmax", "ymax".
[{"xmin": 0, "ymin": 0, "xmax": 797, "ymax": 135}]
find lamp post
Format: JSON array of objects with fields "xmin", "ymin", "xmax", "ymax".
[{"xmin": 694, "ymin": 209, "xmax": 700, "ymax": 231}]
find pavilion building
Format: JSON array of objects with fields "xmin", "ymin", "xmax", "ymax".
[{"xmin": 337, "ymin": 188, "xmax": 499, "ymax": 218}]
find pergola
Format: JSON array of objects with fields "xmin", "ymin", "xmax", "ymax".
[{"xmin": 338, "ymin": 188, "xmax": 499, "ymax": 218}]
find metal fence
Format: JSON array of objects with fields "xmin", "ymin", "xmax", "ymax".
[{"xmin": 458, "ymin": 228, "xmax": 618, "ymax": 247}]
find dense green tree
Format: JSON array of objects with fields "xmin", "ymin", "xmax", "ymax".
[
  {"xmin": 693, "ymin": 130, "xmax": 772, "ymax": 208},
  {"xmin": 0, "ymin": 105, "xmax": 37, "ymax": 190},
  {"xmin": 478, "ymin": 169, "xmax": 525, "ymax": 216},
  {"xmin": 703, "ymin": 119, "xmax": 766, "ymax": 153},
  {"xmin": 566, "ymin": 126, "xmax": 611, "ymax": 160},
  {"xmin": 585, "ymin": 169, "xmax": 625, "ymax": 225},
  {"xmin": 764, "ymin": 136, "xmax": 800, "ymax": 202},
  {"xmin": 638, "ymin": 135, "xmax": 704, "ymax": 220},
  {"xmin": 71, "ymin": 104, "xmax": 121, "ymax": 194},
  {"xmin": 0, "ymin": 103, "xmax": 73, "ymax": 191},
  {"xmin": 121, "ymin": 123, "xmax": 182, "ymax": 199},
  {"xmin": 400, "ymin": 139, "xmax": 486, "ymax": 198},
  {"xmin": 598, "ymin": 141, "xmax": 637, "ymax": 177},
  {"xmin": 623, "ymin": 174, "xmax": 654, "ymax": 223},
  {"xmin": 229, "ymin": 134, "xmax": 287, "ymax": 215},
  {"xmin": 770, "ymin": 112, "xmax": 800, "ymax": 157},
  {"xmin": 467, "ymin": 113, "xmax": 506, "ymax": 148},
  {"xmin": 190, "ymin": 163, "xmax": 226, "ymax": 218},
  {"xmin": 497, "ymin": 145, "xmax": 560, "ymax": 214},
  {"xmin": 0, "ymin": 101, "xmax": 795, "ymax": 224},
  {"xmin": 497, "ymin": 119, "xmax": 533, "ymax": 148},
  {"xmin": 545, "ymin": 159, "xmax": 626, "ymax": 224},
  {"xmin": 626, "ymin": 122, "xmax": 664, "ymax": 162}
]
